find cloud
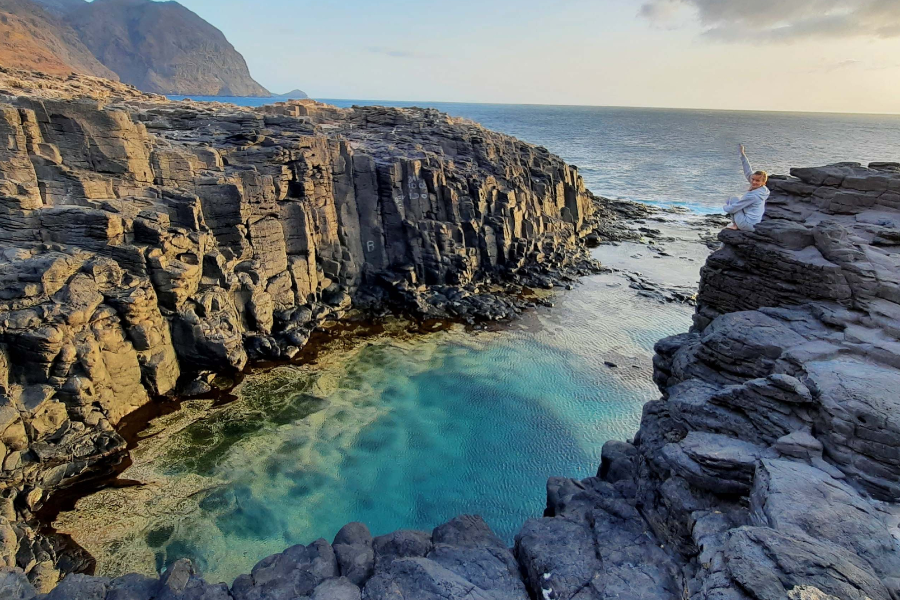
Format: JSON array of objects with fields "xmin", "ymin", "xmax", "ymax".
[
  {"xmin": 638, "ymin": 0, "xmax": 681, "ymax": 22},
  {"xmin": 804, "ymin": 58, "xmax": 861, "ymax": 73},
  {"xmin": 829, "ymin": 59, "xmax": 862, "ymax": 70},
  {"xmin": 639, "ymin": 0, "xmax": 900, "ymax": 41},
  {"xmin": 806, "ymin": 58, "xmax": 900, "ymax": 73},
  {"xmin": 367, "ymin": 47, "xmax": 439, "ymax": 59}
]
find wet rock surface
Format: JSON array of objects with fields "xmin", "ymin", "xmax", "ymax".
[{"xmin": 593, "ymin": 211, "xmax": 728, "ymax": 305}]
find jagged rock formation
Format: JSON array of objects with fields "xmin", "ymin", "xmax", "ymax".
[
  {"xmin": 0, "ymin": 69, "xmax": 597, "ymax": 591},
  {"xmin": 0, "ymin": 0, "xmax": 117, "ymax": 79},
  {"xmin": 3, "ymin": 72, "xmax": 898, "ymax": 600},
  {"xmin": 1, "ymin": 516, "xmax": 534, "ymax": 600},
  {"xmin": 0, "ymin": 0, "xmax": 268, "ymax": 96},
  {"xmin": 586, "ymin": 162, "xmax": 900, "ymax": 599}
]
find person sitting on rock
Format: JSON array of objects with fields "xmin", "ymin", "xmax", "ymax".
[{"xmin": 723, "ymin": 144, "xmax": 769, "ymax": 231}]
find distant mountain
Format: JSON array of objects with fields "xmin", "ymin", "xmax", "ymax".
[
  {"xmin": 0, "ymin": 0, "xmax": 118, "ymax": 79},
  {"xmin": 2, "ymin": 0, "xmax": 270, "ymax": 96},
  {"xmin": 60, "ymin": 0, "xmax": 269, "ymax": 96},
  {"xmin": 273, "ymin": 89, "xmax": 309, "ymax": 100},
  {"xmin": 26, "ymin": 0, "xmax": 82, "ymax": 15}
]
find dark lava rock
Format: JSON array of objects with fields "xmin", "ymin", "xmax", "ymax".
[{"xmin": 4, "ymin": 72, "xmax": 900, "ymax": 600}]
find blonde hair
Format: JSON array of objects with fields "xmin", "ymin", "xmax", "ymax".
[{"xmin": 753, "ymin": 170, "xmax": 769, "ymax": 184}]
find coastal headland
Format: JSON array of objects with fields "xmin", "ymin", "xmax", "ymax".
[{"xmin": 1, "ymin": 68, "xmax": 899, "ymax": 600}]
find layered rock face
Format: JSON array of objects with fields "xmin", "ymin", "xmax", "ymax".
[
  {"xmin": 0, "ymin": 70, "xmax": 596, "ymax": 590},
  {"xmin": 587, "ymin": 162, "xmax": 900, "ymax": 599},
  {"xmin": 7, "ymin": 162, "xmax": 898, "ymax": 599}
]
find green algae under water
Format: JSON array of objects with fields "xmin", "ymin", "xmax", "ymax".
[{"xmin": 55, "ymin": 272, "xmax": 694, "ymax": 584}]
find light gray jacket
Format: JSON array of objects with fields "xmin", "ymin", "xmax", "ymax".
[{"xmin": 723, "ymin": 153, "xmax": 769, "ymax": 230}]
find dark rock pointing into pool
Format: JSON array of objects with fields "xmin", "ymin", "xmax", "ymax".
[{"xmin": 2, "ymin": 68, "xmax": 900, "ymax": 599}]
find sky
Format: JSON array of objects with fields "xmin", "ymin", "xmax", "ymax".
[{"xmin": 172, "ymin": 0, "xmax": 900, "ymax": 114}]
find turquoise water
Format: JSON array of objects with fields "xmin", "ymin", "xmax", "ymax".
[
  {"xmin": 57, "ymin": 272, "xmax": 694, "ymax": 583},
  {"xmin": 63, "ymin": 94, "xmax": 896, "ymax": 584},
  {"xmin": 168, "ymin": 95, "xmax": 900, "ymax": 214}
]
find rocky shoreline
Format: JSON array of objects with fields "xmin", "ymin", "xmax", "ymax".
[
  {"xmin": 0, "ymin": 67, "xmax": 637, "ymax": 592},
  {"xmin": 1, "ymin": 68, "xmax": 899, "ymax": 600}
]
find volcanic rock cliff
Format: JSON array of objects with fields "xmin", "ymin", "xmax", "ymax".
[
  {"xmin": 0, "ymin": 0, "xmax": 118, "ymax": 80},
  {"xmin": 0, "ymin": 68, "xmax": 598, "ymax": 591},
  {"xmin": 58, "ymin": 0, "xmax": 270, "ymax": 96},
  {"xmin": 2, "ymin": 69, "xmax": 900, "ymax": 600}
]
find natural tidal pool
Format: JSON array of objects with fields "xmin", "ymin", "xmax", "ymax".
[{"xmin": 55, "ymin": 263, "xmax": 696, "ymax": 584}]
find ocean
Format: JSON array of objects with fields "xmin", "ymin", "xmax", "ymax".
[{"xmin": 168, "ymin": 95, "xmax": 900, "ymax": 213}]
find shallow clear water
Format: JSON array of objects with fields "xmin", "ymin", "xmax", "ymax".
[
  {"xmin": 55, "ymin": 269, "xmax": 694, "ymax": 584},
  {"xmin": 169, "ymin": 95, "xmax": 900, "ymax": 213},
  {"xmin": 59, "ymin": 97, "xmax": 787, "ymax": 583}
]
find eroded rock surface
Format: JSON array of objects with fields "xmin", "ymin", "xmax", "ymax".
[
  {"xmin": 1, "ymin": 516, "xmax": 529, "ymax": 600},
  {"xmin": 626, "ymin": 162, "xmax": 900, "ymax": 599},
  {"xmin": 503, "ymin": 163, "xmax": 900, "ymax": 600},
  {"xmin": 0, "ymin": 69, "xmax": 600, "ymax": 589},
  {"xmin": 2, "ymin": 70, "xmax": 898, "ymax": 600}
]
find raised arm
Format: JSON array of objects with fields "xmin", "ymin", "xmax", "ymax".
[{"xmin": 739, "ymin": 145, "xmax": 753, "ymax": 183}]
